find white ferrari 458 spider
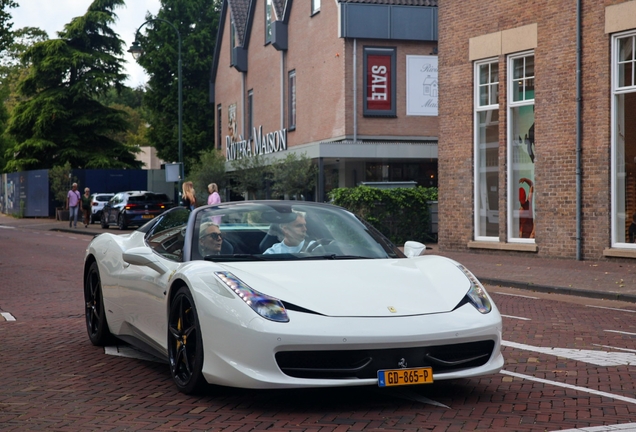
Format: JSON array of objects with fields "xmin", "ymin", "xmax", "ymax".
[{"xmin": 83, "ymin": 201, "xmax": 503, "ymax": 394}]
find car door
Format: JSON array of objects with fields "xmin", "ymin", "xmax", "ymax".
[
  {"xmin": 102, "ymin": 194, "xmax": 117, "ymax": 224},
  {"xmin": 118, "ymin": 208, "xmax": 190, "ymax": 352}
]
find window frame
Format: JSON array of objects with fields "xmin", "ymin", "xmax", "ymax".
[
  {"xmin": 247, "ymin": 90, "xmax": 254, "ymax": 140},
  {"xmin": 473, "ymin": 58, "xmax": 500, "ymax": 241},
  {"xmin": 611, "ymin": 30, "xmax": 636, "ymax": 247},
  {"xmin": 265, "ymin": 0, "xmax": 273, "ymax": 45},
  {"xmin": 311, "ymin": 0, "xmax": 321, "ymax": 15},
  {"xmin": 506, "ymin": 51, "xmax": 536, "ymax": 243},
  {"xmin": 288, "ymin": 70, "xmax": 296, "ymax": 131},
  {"xmin": 217, "ymin": 104, "xmax": 222, "ymax": 150}
]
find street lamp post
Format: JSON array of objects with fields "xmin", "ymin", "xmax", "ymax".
[{"xmin": 128, "ymin": 19, "xmax": 183, "ymax": 196}]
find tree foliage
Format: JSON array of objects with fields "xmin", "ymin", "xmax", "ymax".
[
  {"xmin": 0, "ymin": 0, "xmax": 17, "ymax": 54},
  {"xmin": 270, "ymin": 153, "xmax": 317, "ymax": 199},
  {"xmin": 230, "ymin": 155, "xmax": 272, "ymax": 199},
  {"xmin": 329, "ymin": 186, "xmax": 439, "ymax": 245},
  {"xmin": 49, "ymin": 161, "xmax": 75, "ymax": 205},
  {"xmin": 186, "ymin": 149, "xmax": 227, "ymax": 202},
  {"xmin": 135, "ymin": 0, "xmax": 221, "ymax": 172},
  {"xmin": 3, "ymin": 0, "xmax": 142, "ymax": 172}
]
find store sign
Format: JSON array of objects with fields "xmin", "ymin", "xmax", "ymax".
[
  {"xmin": 406, "ymin": 55, "xmax": 438, "ymax": 116},
  {"xmin": 364, "ymin": 47, "xmax": 396, "ymax": 116},
  {"xmin": 226, "ymin": 126, "xmax": 287, "ymax": 161}
]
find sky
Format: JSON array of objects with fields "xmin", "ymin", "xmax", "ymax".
[{"xmin": 11, "ymin": 0, "xmax": 161, "ymax": 87}]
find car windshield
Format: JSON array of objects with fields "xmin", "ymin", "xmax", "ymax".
[{"xmin": 191, "ymin": 202, "xmax": 405, "ymax": 262}]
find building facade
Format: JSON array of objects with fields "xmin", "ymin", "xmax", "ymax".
[
  {"xmin": 210, "ymin": 0, "xmax": 439, "ymax": 201},
  {"xmin": 439, "ymin": 0, "xmax": 636, "ymax": 261}
]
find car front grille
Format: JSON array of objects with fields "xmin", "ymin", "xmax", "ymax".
[{"xmin": 275, "ymin": 340, "xmax": 496, "ymax": 379}]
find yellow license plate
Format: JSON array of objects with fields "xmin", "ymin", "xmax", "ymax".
[
  {"xmin": 141, "ymin": 215, "xmax": 155, "ymax": 219},
  {"xmin": 377, "ymin": 367, "xmax": 433, "ymax": 387}
]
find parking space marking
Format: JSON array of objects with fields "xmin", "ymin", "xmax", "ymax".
[
  {"xmin": 587, "ymin": 305, "xmax": 636, "ymax": 313},
  {"xmin": 502, "ymin": 340, "xmax": 636, "ymax": 366},
  {"xmin": 501, "ymin": 314, "xmax": 531, "ymax": 320},
  {"xmin": 604, "ymin": 329, "xmax": 636, "ymax": 336},
  {"xmin": 1, "ymin": 312, "xmax": 16, "ymax": 321},
  {"xmin": 553, "ymin": 423, "xmax": 636, "ymax": 432},
  {"xmin": 501, "ymin": 370, "xmax": 636, "ymax": 405},
  {"xmin": 0, "ymin": 225, "xmax": 15, "ymax": 229},
  {"xmin": 593, "ymin": 344, "xmax": 636, "ymax": 353},
  {"xmin": 493, "ymin": 292, "xmax": 539, "ymax": 299}
]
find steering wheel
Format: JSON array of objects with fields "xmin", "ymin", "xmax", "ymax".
[{"xmin": 305, "ymin": 238, "xmax": 335, "ymax": 253}]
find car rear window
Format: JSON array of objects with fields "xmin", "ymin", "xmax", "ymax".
[{"xmin": 95, "ymin": 196, "xmax": 112, "ymax": 202}]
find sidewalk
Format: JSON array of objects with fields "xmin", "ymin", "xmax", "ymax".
[{"xmin": 3, "ymin": 213, "xmax": 636, "ymax": 303}]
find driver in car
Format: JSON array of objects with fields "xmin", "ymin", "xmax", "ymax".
[
  {"xmin": 199, "ymin": 222, "xmax": 224, "ymax": 256},
  {"xmin": 263, "ymin": 212, "xmax": 315, "ymax": 254}
]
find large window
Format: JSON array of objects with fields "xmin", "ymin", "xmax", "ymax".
[
  {"xmin": 265, "ymin": 0, "xmax": 272, "ymax": 44},
  {"xmin": 247, "ymin": 90, "xmax": 253, "ymax": 140},
  {"xmin": 612, "ymin": 31, "xmax": 636, "ymax": 246},
  {"xmin": 474, "ymin": 59, "xmax": 500, "ymax": 240},
  {"xmin": 217, "ymin": 105, "xmax": 222, "ymax": 150},
  {"xmin": 288, "ymin": 70, "xmax": 296, "ymax": 130},
  {"xmin": 507, "ymin": 53, "xmax": 535, "ymax": 241}
]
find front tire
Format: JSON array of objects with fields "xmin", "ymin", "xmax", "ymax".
[
  {"xmin": 168, "ymin": 286, "xmax": 206, "ymax": 394},
  {"xmin": 84, "ymin": 262, "xmax": 113, "ymax": 346}
]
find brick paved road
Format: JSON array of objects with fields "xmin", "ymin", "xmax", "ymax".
[{"xmin": 1, "ymin": 226, "xmax": 636, "ymax": 431}]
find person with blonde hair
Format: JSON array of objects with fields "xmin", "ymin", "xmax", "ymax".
[
  {"xmin": 181, "ymin": 181, "xmax": 196, "ymax": 210},
  {"xmin": 207, "ymin": 183, "xmax": 221, "ymax": 205}
]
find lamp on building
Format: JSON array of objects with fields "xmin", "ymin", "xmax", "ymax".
[{"xmin": 128, "ymin": 19, "xmax": 183, "ymax": 192}]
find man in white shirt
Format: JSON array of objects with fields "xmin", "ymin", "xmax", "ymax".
[{"xmin": 263, "ymin": 212, "xmax": 314, "ymax": 254}]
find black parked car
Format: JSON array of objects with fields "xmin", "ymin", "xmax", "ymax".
[{"xmin": 101, "ymin": 191, "xmax": 175, "ymax": 230}]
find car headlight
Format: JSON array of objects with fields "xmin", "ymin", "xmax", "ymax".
[
  {"xmin": 457, "ymin": 264, "xmax": 492, "ymax": 314},
  {"xmin": 215, "ymin": 271, "xmax": 289, "ymax": 322}
]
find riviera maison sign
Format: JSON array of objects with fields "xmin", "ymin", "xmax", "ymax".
[{"xmin": 226, "ymin": 126, "xmax": 287, "ymax": 161}]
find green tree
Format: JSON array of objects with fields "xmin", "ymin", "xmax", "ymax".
[
  {"xmin": 271, "ymin": 153, "xmax": 318, "ymax": 199},
  {"xmin": 187, "ymin": 149, "xmax": 227, "ymax": 201},
  {"xmin": 3, "ymin": 0, "xmax": 142, "ymax": 172},
  {"xmin": 135, "ymin": 0, "xmax": 221, "ymax": 171},
  {"xmin": 0, "ymin": 0, "xmax": 17, "ymax": 54},
  {"xmin": 230, "ymin": 155, "xmax": 272, "ymax": 200}
]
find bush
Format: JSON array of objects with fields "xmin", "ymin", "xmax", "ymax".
[{"xmin": 329, "ymin": 186, "xmax": 438, "ymax": 245}]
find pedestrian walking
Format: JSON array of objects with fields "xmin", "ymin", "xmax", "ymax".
[
  {"xmin": 81, "ymin": 187, "xmax": 92, "ymax": 227},
  {"xmin": 66, "ymin": 183, "xmax": 81, "ymax": 228},
  {"xmin": 181, "ymin": 181, "xmax": 197, "ymax": 210},
  {"xmin": 207, "ymin": 183, "xmax": 221, "ymax": 205}
]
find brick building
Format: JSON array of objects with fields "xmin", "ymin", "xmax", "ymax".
[
  {"xmin": 438, "ymin": 1, "xmax": 636, "ymax": 260},
  {"xmin": 210, "ymin": 0, "xmax": 439, "ymax": 201}
]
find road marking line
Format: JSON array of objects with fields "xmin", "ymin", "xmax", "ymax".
[
  {"xmin": 0, "ymin": 225, "xmax": 15, "ymax": 229},
  {"xmin": 587, "ymin": 305, "xmax": 636, "ymax": 313},
  {"xmin": 1, "ymin": 312, "xmax": 16, "ymax": 321},
  {"xmin": 553, "ymin": 423, "xmax": 636, "ymax": 432},
  {"xmin": 501, "ymin": 314, "xmax": 531, "ymax": 321},
  {"xmin": 502, "ymin": 340, "xmax": 636, "ymax": 366},
  {"xmin": 501, "ymin": 370, "xmax": 636, "ymax": 405},
  {"xmin": 493, "ymin": 292, "xmax": 539, "ymax": 299},
  {"xmin": 593, "ymin": 344, "xmax": 636, "ymax": 353},
  {"xmin": 604, "ymin": 329, "xmax": 636, "ymax": 336}
]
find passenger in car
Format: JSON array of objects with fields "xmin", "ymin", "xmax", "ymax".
[
  {"xmin": 263, "ymin": 212, "xmax": 315, "ymax": 254},
  {"xmin": 199, "ymin": 222, "xmax": 224, "ymax": 256}
]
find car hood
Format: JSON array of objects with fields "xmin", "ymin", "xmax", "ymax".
[{"xmin": 219, "ymin": 256, "xmax": 472, "ymax": 317}]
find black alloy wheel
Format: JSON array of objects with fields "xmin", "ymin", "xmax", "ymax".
[
  {"xmin": 168, "ymin": 286, "xmax": 206, "ymax": 394},
  {"xmin": 117, "ymin": 214, "xmax": 127, "ymax": 230},
  {"xmin": 84, "ymin": 262, "xmax": 113, "ymax": 346}
]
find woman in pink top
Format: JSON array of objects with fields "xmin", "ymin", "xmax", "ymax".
[{"xmin": 207, "ymin": 183, "xmax": 221, "ymax": 205}]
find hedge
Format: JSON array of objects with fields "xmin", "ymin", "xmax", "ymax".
[{"xmin": 328, "ymin": 186, "xmax": 438, "ymax": 246}]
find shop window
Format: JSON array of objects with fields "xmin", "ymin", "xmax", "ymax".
[
  {"xmin": 288, "ymin": 70, "xmax": 296, "ymax": 130},
  {"xmin": 507, "ymin": 52, "xmax": 535, "ymax": 242},
  {"xmin": 474, "ymin": 59, "xmax": 500, "ymax": 240},
  {"xmin": 265, "ymin": 0, "xmax": 272, "ymax": 45},
  {"xmin": 363, "ymin": 47, "xmax": 396, "ymax": 117},
  {"xmin": 612, "ymin": 31, "xmax": 636, "ymax": 246}
]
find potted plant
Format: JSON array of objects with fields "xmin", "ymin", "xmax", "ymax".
[{"xmin": 49, "ymin": 162, "xmax": 75, "ymax": 221}]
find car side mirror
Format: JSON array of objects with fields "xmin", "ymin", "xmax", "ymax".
[
  {"xmin": 123, "ymin": 246, "xmax": 168, "ymax": 274},
  {"xmin": 404, "ymin": 241, "xmax": 426, "ymax": 258}
]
